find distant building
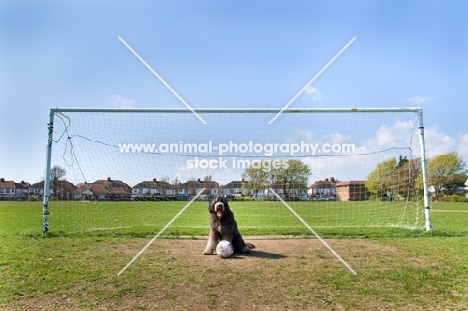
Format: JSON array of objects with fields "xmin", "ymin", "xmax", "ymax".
[
  {"xmin": 75, "ymin": 183, "xmax": 110, "ymax": 200},
  {"xmin": 184, "ymin": 178, "xmax": 219, "ymax": 197},
  {"xmin": 335, "ymin": 181, "xmax": 370, "ymax": 201},
  {"xmin": 14, "ymin": 181, "xmax": 30, "ymax": 198},
  {"xmin": 93, "ymin": 177, "xmax": 131, "ymax": 200},
  {"xmin": 222, "ymin": 180, "xmax": 251, "ymax": 196},
  {"xmin": 29, "ymin": 180, "xmax": 76, "ymax": 200},
  {"xmin": 0, "ymin": 178, "xmax": 16, "ymax": 199},
  {"xmin": 132, "ymin": 178, "xmax": 174, "ymax": 198},
  {"xmin": 308, "ymin": 177, "xmax": 337, "ymax": 198}
]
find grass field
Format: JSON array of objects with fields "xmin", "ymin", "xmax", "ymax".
[{"xmin": 1, "ymin": 200, "xmax": 468, "ymax": 310}]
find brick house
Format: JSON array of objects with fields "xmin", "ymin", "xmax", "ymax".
[{"xmin": 335, "ymin": 181, "xmax": 370, "ymax": 201}]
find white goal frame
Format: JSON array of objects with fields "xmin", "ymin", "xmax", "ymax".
[{"xmin": 41, "ymin": 107, "xmax": 433, "ymax": 235}]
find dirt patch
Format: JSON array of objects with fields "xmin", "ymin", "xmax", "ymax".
[{"xmin": 108, "ymin": 238, "xmax": 403, "ymax": 310}]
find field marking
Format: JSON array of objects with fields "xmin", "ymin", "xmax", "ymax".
[
  {"xmin": 117, "ymin": 188, "xmax": 206, "ymax": 276},
  {"xmin": 268, "ymin": 37, "xmax": 356, "ymax": 124},
  {"xmin": 269, "ymin": 188, "xmax": 357, "ymax": 275},
  {"xmin": 118, "ymin": 36, "xmax": 207, "ymax": 124},
  {"xmin": 431, "ymin": 209, "xmax": 468, "ymax": 212}
]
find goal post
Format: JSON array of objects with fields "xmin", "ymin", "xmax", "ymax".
[{"xmin": 42, "ymin": 107, "xmax": 432, "ymax": 236}]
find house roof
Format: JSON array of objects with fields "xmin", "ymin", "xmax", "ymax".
[
  {"xmin": 14, "ymin": 183, "xmax": 28, "ymax": 190},
  {"xmin": 29, "ymin": 181, "xmax": 44, "ymax": 189},
  {"xmin": 94, "ymin": 179, "xmax": 131, "ymax": 191},
  {"xmin": 223, "ymin": 180, "xmax": 246, "ymax": 189},
  {"xmin": 78, "ymin": 183, "xmax": 110, "ymax": 195},
  {"xmin": 335, "ymin": 181, "xmax": 366, "ymax": 187},
  {"xmin": 0, "ymin": 179, "xmax": 16, "ymax": 189},
  {"xmin": 107, "ymin": 187, "xmax": 130, "ymax": 195},
  {"xmin": 309, "ymin": 179, "xmax": 337, "ymax": 189},
  {"xmin": 183, "ymin": 180, "xmax": 219, "ymax": 188},
  {"xmin": 29, "ymin": 180, "xmax": 76, "ymax": 191},
  {"xmin": 133, "ymin": 180, "xmax": 173, "ymax": 189}
]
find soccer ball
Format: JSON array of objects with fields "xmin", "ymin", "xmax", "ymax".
[{"xmin": 216, "ymin": 240, "xmax": 234, "ymax": 258}]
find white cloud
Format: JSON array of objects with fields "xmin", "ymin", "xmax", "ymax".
[
  {"xmin": 295, "ymin": 129, "xmax": 315, "ymax": 141},
  {"xmin": 368, "ymin": 120, "xmax": 416, "ymax": 148},
  {"xmin": 305, "ymin": 86, "xmax": 324, "ymax": 104},
  {"xmin": 399, "ymin": 95, "xmax": 436, "ymax": 105},
  {"xmin": 302, "ymin": 120, "xmax": 468, "ymax": 182},
  {"xmin": 325, "ymin": 132, "xmax": 349, "ymax": 145},
  {"xmin": 108, "ymin": 94, "xmax": 136, "ymax": 108},
  {"xmin": 422, "ymin": 126, "xmax": 457, "ymax": 158}
]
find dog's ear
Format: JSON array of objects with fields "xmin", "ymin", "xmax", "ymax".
[
  {"xmin": 222, "ymin": 196, "xmax": 230, "ymax": 210},
  {"xmin": 207, "ymin": 198, "xmax": 215, "ymax": 213}
]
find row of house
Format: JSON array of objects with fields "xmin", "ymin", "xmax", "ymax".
[{"xmin": 0, "ymin": 176, "xmax": 370, "ymax": 201}]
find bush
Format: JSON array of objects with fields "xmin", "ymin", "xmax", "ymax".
[
  {"xmin": 437, "ymin": 195, "xmax": 468, "ymax": 203},
  {"xmin": 233, "ymin": 196, "xmax": 255, "ymax": 201},
  {"xmin": 450, "ymin": 195, "xmax": 468, "ymax": 203}
]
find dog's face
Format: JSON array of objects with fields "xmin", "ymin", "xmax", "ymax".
[{"xmin": 209, "ymin": 195, "xmax": 229, "ymax": 219}]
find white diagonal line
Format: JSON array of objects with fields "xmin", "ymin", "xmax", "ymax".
[
  {"xmin": 268, "ymin": 37, "xmax": 356, "ymax": 124},
  {"xmin": 269, "ymin": 188, "xmax": 357, "ymax": 275},
  {"xmin": 117, "ymin": 188, "xmax": 206, "ymax": 276},
  {"xmin": 118, "ymin": 36, "xmax": 207, "ymax": 125}
]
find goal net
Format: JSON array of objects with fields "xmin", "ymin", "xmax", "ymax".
[{"xmin": 42, "ymin": 108, "xmax": 431, "ymax": 237}]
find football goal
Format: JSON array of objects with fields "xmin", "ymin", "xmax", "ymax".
[{"xmin": 41, "ymin": 107, "xmax": 432, "ymax": 237}]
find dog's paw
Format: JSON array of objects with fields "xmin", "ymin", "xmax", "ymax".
[
  {"xmin": 246, "ymin": 242, "xmax": 255, "ymax": 249},
  {"xmin": 202, "ymin": 250, "xmax": 214, "ymax": 255},
  {"xmin": 240, "ymin": 246, "xmax": 251, "ymax": 254}
]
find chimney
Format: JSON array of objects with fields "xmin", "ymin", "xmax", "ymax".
[
  {"xmin": 0, "ymin": 178, "xmax": 4, "ymax": 182},
  {"xmin": 153, "ymin": 178, "xmax": 157, "ymax": 182},
  {"xmin": 107, "ymin": 177, "xmax": 112, "ymax": 182},
  {"xmin": 197, "ymin": 178, "xmax": 201, "ymax": 182}
]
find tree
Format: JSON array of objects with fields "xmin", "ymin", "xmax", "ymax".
[
  {"xmin": 395, "ymin": 155, "xmax": 409, "ymax": 169},
  {"xmin": 50, "ymin": 165, "xmax": 66, "ymax": 199},
  {"xmin": 241, "ymin": 161, "xmax": 272, "ymax": 198},
  {"xmin": 388, "ymin": 157, "xmax": 422, "ymax": 200},
  {"xmin": 426, "ymin": 152, "xmax": 467, "ymax": 200},
  {"xmin": 271, "ymin": 160, "xmax": 312, "ymax": 197},
  {"xmin": 365, "ymin": 158, "xmax": 397, "ymax": 199},
  {"xmin": 242, "ymin": 159, "xmax": 311, "ymax": 198}
]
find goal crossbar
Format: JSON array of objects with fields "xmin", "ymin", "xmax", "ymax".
[{"xmin": 50, "ymin": 107, "xmax": 423, "ymax": 114}]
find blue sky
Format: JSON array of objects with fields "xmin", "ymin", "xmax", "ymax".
[{"xmin": 1, "ymin": 0, "xmax": 467, "ymax": 185}]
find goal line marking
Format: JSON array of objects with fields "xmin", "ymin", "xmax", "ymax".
[
  {"xmin": 117, "ymin": 188, "xmax": 206, "ymax": 276},
  {"xmin": 118, "ymin": 36, "xmax": 207, "ymax": 125},
  {"xmin": 268, "ymin": 188, "xmax": 357, "ymax": 275}
]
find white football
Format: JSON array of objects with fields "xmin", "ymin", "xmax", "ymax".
[{"xmin": 216, "ymin": 240, "xmax": 234, "ymax": 258}]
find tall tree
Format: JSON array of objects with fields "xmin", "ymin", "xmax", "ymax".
[
  {"xmin": 271, "ymin": 160, "xmax": 311, "ymax": 197},
  {"xmin": 365, "ymin": 158, "xmax": 397, "ymax": 198},
  {"xmin": 426, "ymin": 152, "xmax": 467, "ymax": 200},
  {"xmin": 50, "ymin": 165, "xmax": 66, "ymax": 199},
  {"xmin": 388, "ymin": 157, "xmax": 422, "ymax": 200},
  {"xmin": 241, "ymin": 161, "xmax": 272, "ymax": 198}
]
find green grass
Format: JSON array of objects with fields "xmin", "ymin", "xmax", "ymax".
[
  {"xmin": 1, "ymin": 200, "xmax": 468, "ymax": 310},
  {"xmin": 0, "ymin": 199, "xmax": 436, "ymax": 238}
]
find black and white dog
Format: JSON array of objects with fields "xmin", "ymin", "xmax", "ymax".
[{"xmin": 202, "ymin": 195, "xmax": 254, "ymax": 255}]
